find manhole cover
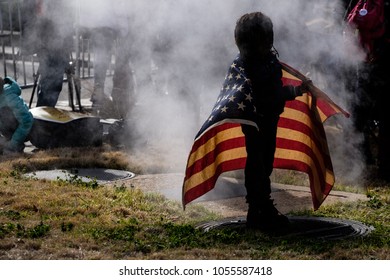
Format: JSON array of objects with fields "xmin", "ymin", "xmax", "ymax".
[
  {"xmin": 197, "ymin": 216, "xmax": 374, "ymax": 240},
  {"xmin": 25, "ymin": 168, "xmax": 135, "ymax": 183}
]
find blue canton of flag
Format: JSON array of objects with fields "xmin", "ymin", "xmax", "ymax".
[{"xmin": 196, "ymin": 56, "xmax": 258, "ymax": 139}]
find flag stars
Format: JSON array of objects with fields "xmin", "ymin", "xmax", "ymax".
[
  {"xmin": 221, "ymin": 106, "xmax": 228, "ymax": 113},
  {"xmin": 230, "ymin": 62, "xmax": 236, "ymax": 69},
  {"xmin": 235, "ymin": 73, "xmax": 241, "ymax": 80},
  {"xmin": 245, "ymin": 93, "xmax": 253, "ymax": 102},
  {"xmin": 237, "ymin": 102, "xmax": 246, "ymax": 111},
  {"xmin": 237, "ymin": 85, "xmax": 244, "ymax": 92},
  {"xmin": 228, "ymin": 95, "xmax": 236, "ymax": 102},
  {"xmin": 227, "ymin": 73, "xmax": 234, "ymax": 80}
]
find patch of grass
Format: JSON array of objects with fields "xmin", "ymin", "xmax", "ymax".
[
  {"xmin": 0, "ymin": 209, "xmax": 21, "ymax": 220},
  {"xmin": 56, "ymin": 172, "xmax": 100, "ymax": 189},
  {"xmin": 3, "ymin": 146, "xmax": 132, "ymax": 173},
  {"xmin": 90, "ymin": 224, "xmax": 138, "ymax": 242},
  {"xmin": 60, "ymin": 222, "xmax": 74, "ymax": 232},
  {"xmin": 0, "ymin": 223, "xmax": 15, "ymax": 239},
  {"xmin": 19, "ymin": 222, "xmax": 51, "ymax": 239},
  {"xmin": 271, "ymin": 170, "xmax": 309, "ymax": 187},
  {"xmin": 1, "ymin": 221, "xmax": 50, "ymax": 239}
]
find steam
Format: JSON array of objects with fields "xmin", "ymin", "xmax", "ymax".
[{"xmin": 71, "ymin": 0, "xmax": 366, "ymax": 183}]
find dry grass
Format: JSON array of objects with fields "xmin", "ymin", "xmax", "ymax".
[{"xmin": 0, "ymin": 146, "xmax": 130, "ymax": 173}]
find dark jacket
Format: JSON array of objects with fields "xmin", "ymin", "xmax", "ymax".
[
  {"xmin": 242, "ymin": 52, "xmax": 299, "ymax": 132},
  {"xmin": 0, "ymin": 77, "xmax": 33, "ymax": 149}
]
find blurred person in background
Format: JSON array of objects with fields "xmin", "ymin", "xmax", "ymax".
[
  {"xmin": 78, "ymin": 0, "xmax": 135, "ymax": 119},
  {"xmin": 21, "ymin": 0, "xmax": 75, "ymax": 107},
  {"xmin": 0, "ymin": 77, "xmax": 33, "ymax": 154},
  {"xmin": 344, "ymin": 0, "xmax": 390, "ymax": 181}
]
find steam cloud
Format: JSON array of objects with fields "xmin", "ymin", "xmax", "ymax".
[{"xmin": 71, "ymin": 0, "xmax": 365, "ymax": 184}]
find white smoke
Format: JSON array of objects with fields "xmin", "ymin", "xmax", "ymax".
[{"xmin": 71, "ymin": 0, "xmax": 366, "ymax": 183}]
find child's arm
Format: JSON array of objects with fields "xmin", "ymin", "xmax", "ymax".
[{"xmin": 282, "ymin": 80, "xmax": 312, "ymax": 101}]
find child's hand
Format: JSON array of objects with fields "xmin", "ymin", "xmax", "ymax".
[{"xmin": 301, "ymin": 79, "xmax": 313, "ymax": 92}]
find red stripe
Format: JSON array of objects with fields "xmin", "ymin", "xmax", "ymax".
[
  {"xmin": 317, "ymin": 99, "xmax": 340, "ymax": 117},
  {"xmin": 191, "ymin": 123, "xmax": 241, "ymax": 152},
  {"xmin": 183, "ymin": 158, "xmax": 246, "ymax": 204},
  {"xmin": 274, "ymin": 158, "xmax": 333, "ymax": 210},
  {"xmin": 274, "ymin": 157, "xmax": 310, "ymax": 173},
  {"xmin": 285, "ymin": 92, "xmax": 344, "ymax": 121},
  {"xmin": 283, "ymin": 99, "xmax": 328, "ymax": 139},
  {"xmin": 185, "ymin": 136, "xmax": 246, "ymax": 177},
  {"xmin": 278, "ymin": 117, "xmax": 328, "ymax": 151},
  {"xmin": 285, "ymin": 98, "xmax": 311, "ymax": 112},
  {"xmin": 282, "ymin": 77, "xmax": 302, "ymax": 87},
  {"xmin": 275, "ymin": 138, "xmax": 330, "ymax": 185}
]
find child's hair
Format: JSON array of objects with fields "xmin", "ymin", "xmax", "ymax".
[{"xmin": 234, "ymin": 12, "xmax": 274, "ymax": 58}]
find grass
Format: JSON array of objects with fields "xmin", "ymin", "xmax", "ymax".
[{"xmin": 0, "ymin": 146, "xmax": 389, "ymax": 259}]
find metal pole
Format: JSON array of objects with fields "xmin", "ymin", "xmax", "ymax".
[
  {"xmin": 75, "ymin": 0, "xmax": 80, "ymax": 83},
  {"xmin": 7, "ymin": 0, "xmax": 17, "ymax": 79},
  {"xmin": 74, "ymin": 0, "xmax": 81, "ymax": 107}
]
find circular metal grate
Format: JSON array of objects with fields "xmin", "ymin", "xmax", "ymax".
[
  {"xmin": 25, "ymin": 168, "xmax": 135, "ymax": 183},
  {"xmin": 197, "ymin": 216, "xmax": 374, "ymax": 240}
]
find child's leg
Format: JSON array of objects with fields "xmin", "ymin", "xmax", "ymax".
[
  {"xmin": 242, "ymin": 124, "xmax": 271, "ymax": 205},
  {"xmin": 242, "ymin": 124, "xmax": 289, "ymax": 229}
]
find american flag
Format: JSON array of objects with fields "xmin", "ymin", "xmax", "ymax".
[
  {"xmin": 194, "ymin": 58, "xmax": 259, "ymax": 138},
  {"xmin": 182, "ymin": 56, "xmax": 349, "ymax": 210}
]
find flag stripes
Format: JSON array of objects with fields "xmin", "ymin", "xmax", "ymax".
[
  {"xmin": 274, "ymin": 84, "xmax": 335, "ymax": 209},
  {"xmin": 183, "ymin": 122, "xmax": 246, "ymax": 204}
]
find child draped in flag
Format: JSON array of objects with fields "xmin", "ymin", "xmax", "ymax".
[{"xmin": 234, "ymin": 12, "xmax": 308, "ymax": 229}]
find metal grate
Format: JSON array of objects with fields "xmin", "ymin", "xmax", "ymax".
[
  {"xmin": 25, "ymin": 168, "xmax": 135, "ymax": 184},
  {"xmin": 197, "ymin": 216, "xmax": 374, "ymax": 240}
]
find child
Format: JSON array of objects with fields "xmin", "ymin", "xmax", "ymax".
[
  {"xmin": 234, "ymin": 12, "xmax": 306, "ymax": 229},
  {"xmin": 0, "ymin": 77, "xmax": 34, "ymax": 154}
]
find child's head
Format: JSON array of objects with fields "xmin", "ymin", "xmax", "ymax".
[{"xmin": 234, "ymin": 12, "xmax": 274, "ymax": 59}]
